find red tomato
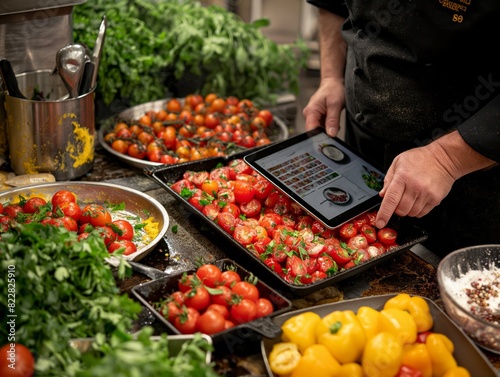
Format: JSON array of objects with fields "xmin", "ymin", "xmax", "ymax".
[
  {"xmin": 233, "ymin": 225, "xmax": 257, "ymax": 246},
  {"xmin": 218, "ymin": 270, "xmax": 241, "ymax": 288},
  {"xmin": 230, "ymin": 298, "xmax": 257, "ymax": 324},
  {"xmin": 253, "ymin": 179, "xmax": 274, "ymax": 200},
  {"xmin": 202, "ymin": 203, "xmax": 220, "ymax": 220},
  {"xmin": 178, "ymin": 273, "xmax": 197, "ymax": 293},
  {"xmin": 196, "ymin": 263, "xmax": 222, "ymax": 288},
  {"xmin": 210, "ymin": 285, "xmax": 232, "ymax": 307},
  {"xmin": 0, "ymin": 343, "xmax": 35, "ymax": 377},
  {"xmin": 0, "ymin": 203, "xmax": 4, "ymax": 215},
  {"xmin": 107, "ymin": 239, "xmax": 137, "ymax": 255},
  {"xmin": 347, "ymin": 234, "xmax": 369, "ymax": 250},
  {"xmin": 94, "ymin": 226, "xmax": 118, "ymax": 246},
  {"xmin": 352, "ymin": 214, "xmax": 370, "ymax": 229},
  {"xmin": 184, "ymin": 286, "xmax": 210, "ymax": 312},
  {"xmin": 339, "ymin": 222, "xmax": 357, "ymax": 239},
  {"xmin": 221, "ymin": 203, "xmax": 240, "ymax": 217},
  {"xmin": 170, "ymin": 179, "xmax": 194, "ymax": 194},
  {"xmin": 263, "ymin": 256, "xmax": 285, "ymax": 276},
  {"xmin": 51, "ymin": 189, "xmax": 76, "ymax": 207},
  {"xmin": 233, "ymin": 181, "xmax": 255, "ymax": 203},
  {"xmin": 257, "ymin": 109, "xmax": 273, "ymax": 127},
  {"xmin": 253, "ymin": 237, "xmax": 272, "ymax": 254},
  {"xmin": 174, "ymin": 307, "xmax": 200, "ymax": 334},
  {"xmin": 239, "ymin": 198, "xmax": 262, "ymax": 218},
  {"xmin": 378, "ymin": 227, "xmax": 398, "ymax": 245},
  {"xmin": 196, "ymin": 309, "xmax": 226, "ymax": 335},
  {"xmin": 206, "ymin": 303, "xmax": 229, "ymax": 319},
  {"xmin": 255, "ymin": 298, "xmax": 274, "ymax": 318},
  {"xmin": 4, "ymin": 204, "xmax": 23, "ymax": 219},
  {"xmin": 360, "ymin": 224, "xmax": 377, "ymax": 243},
  {"xmin": 259, "ymin": 213, "xmax": 282, "ymax": 234},
  {"xmin": 324, "ymin": 243, "xmax": 352, "ymax": 266},
  {"xmin": 59, "ymin": 216, "xmax": 79, "ymax": 232},
  {"xmin": 317, "ymin": 254, "xmax": 339, "ymax": 276},
  {"xmin": 286, "ymin": 255, "xmax": 307, "ymax": 278},
  {"xmin": 111, "ymin": 219, "xmax": 135, "ymax": 241},
  {"xmin": 231, "ymin": 281, "xmax": 259, "ymax": 302},
  {"xmin": 216, "ymin": 212, "xmax": 237, "ymax": 234},
  {"xmin": 80, "ymin": 204, "xmax": 112, "ymax": 227},
  {"xmin": 22, "ymin": 197, "xmax": 47, "ymax": 214},
  {"xmin": 56, "ymin": 201, "xmax": 82, "ymax": 222},
  {"xmin": 159, "ymin": 300, "xmax": 182, "ymax": 322},
  {"xmin": 229, "ymin": 159, "xmax": 253, "ymax": 177}
]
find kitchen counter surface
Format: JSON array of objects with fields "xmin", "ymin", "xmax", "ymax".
[{"xmin": 76, "ymin": 143, "xmax": 500, "ymax": 376}]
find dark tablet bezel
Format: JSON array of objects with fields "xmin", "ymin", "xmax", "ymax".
[{"xmin": 244, "ymin": 127, "xmax": 385, "ymax": 229}]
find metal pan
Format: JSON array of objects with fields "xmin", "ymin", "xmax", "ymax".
[{"xmin": 144, "ymin": 150, "xmax": 428, "ymax": 297}]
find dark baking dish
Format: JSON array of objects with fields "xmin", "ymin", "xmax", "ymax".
[
  {"xmin": 131, "ymin": 258, "xmax": 292, "ymax": 354},
  {"xmin": 144, "ymin": 151, "xmax": 428, "ymax": 296}
]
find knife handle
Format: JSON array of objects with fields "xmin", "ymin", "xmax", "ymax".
[
  {"xmin": 0, "ymin": 58, "xmax": 26, "ymax": 99},
  {"xmin": 78, "ymin": 61, "xmax": 95, "ymax": 96}
]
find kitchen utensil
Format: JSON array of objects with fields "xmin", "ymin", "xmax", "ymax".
[
  {"xmin": 0, "ymin": 58, "xmax": 26, "ymax": 99},
  {"xmin": 55, "ymin": 44, "xmax": 87, "ymax": 98},
  {"xmin": 78, "ymin": 61, "xmax": 95, "ymax": 96},
  {"xmin": 261, "ymin": 294, "xmax": 498, "ymax": 377},
  {"xmin": 144, "ymin": 150, "xmax": 428, "ymax": 296},
  {"xmin": 0, "ymin": 182, "xmax": 170, "ymax": 262},
  {"xmin": 90, "ymin": 15, "xmax": 107, "ymax": 89}
]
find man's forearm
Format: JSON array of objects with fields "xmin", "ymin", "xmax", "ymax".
[{"xmin": 318, "ymin": 8, "xmax": 347, "ymax": 80}]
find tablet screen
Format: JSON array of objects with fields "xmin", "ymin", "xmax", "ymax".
[{"xmin": 244, "ymin": 127, "xmax": 385, "ymax": 229}]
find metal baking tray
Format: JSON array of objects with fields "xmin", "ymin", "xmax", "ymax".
[
  {"xmin": 131, "ymin": 258, "xmax": 292, "ymax": 354},
  {"xmin": 261, "ymin": 294, "xmax": 498, "ymax": 377},
  {"xmin": 144, "ymin": 151, "xmax": 428, "ymax": 296}
]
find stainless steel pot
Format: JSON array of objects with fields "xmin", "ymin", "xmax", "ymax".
[{"xmin": 4, "ymin": 69, "xmax": 95, "ymax": 180}]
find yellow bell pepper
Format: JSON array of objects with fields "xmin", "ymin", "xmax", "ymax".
[
  {"xmin": 384, "ymin": 293, "xmax": 433, "ymax": 332},
  {"xmin": 268, "ymin": 342, "xmax": 302, "ymax": 376},
  {"xmin": 357, "ymin": 306, "xmax": 381, "ymax": 340},
  {"xmin": 336, "ymin": 362, "xmax": 364, "ymax": 377},
  {"xmin": 362, "ymin": 331, "xmax": 403, "ymax": 377},
  {"xmin": 402, "ymin": 342, "xmax": 433, "ymax": 377},
  {"xmin": 290, "ymin": 344, "xmax": 340, "ymax": 377},
  {"xmin": 281, "ymin": 311, "xmax": 321, "ymax": 353},
  {"xmin": 425, "ymin": 333, "xmax": 457, "ymax": 377},
  {"xmin": 379, "ymin": 308, "xmax": 417, "ymax": 345},
  {"xmin": 315, "ymin": 310, "xmax": 367, "ymax": 364},
  {"xmin": 442, "ymin": 366, "xmax": 471, "ymax": 377}
]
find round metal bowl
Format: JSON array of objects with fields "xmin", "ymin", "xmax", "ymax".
[
  {"xmin": 0, "ymin": 182, "xmax": 169, "ymax": 262},
  {"xmin": 98, "ymin": 98, "xmax": 290, "ymax": 169},
  {"xmin": 437, "ymin": 244, "xmax": 500, "ymax": 354}
]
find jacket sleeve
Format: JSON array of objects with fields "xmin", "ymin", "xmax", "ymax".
[
  {"xmin": 306, "ymin": 0, "xmax": 349, "ymax": 18},
  {"xmin": 457, "ymin": 95, "xmax": 500, "ymax": 163}
]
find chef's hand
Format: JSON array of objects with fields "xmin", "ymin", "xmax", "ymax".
[
  {"xmin": 303, "ymin": 77, "xmax": 345, "ymax": 137},
  {"xmin": 375, "ymin": 131, "xmax": 496, "ymax": 229}
]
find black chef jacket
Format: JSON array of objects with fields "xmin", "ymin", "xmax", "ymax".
[{"xmin": 307, "ymin": 0, "xmax": 500, "ymax": 254}]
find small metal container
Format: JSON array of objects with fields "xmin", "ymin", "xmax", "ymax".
[{"xmin": 5, "ymin": 69, "xmax": 95, "ymax": 180}]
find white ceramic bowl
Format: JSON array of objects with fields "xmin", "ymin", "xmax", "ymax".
[{"xmin": 437, "ymin": 244, "xmax": 500, "ymax": 353}]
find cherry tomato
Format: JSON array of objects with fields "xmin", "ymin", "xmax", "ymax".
[
  {"xmin": 196, "ymin": 309, "xmax": 226, "ymax": 335},
  {"xmin": 239, "ymin": 198, "xmax": 262, "ymax": 218},
  {"xmin": 360, "ymin": 224, "xmax": 378, "ymax": 243},
  {"xmin": 0, "ymin": 343, "xmax": 35, "ymax": 377},
  {"xmin": 22, "ymin": 197, "xmax": 47, "ymax": 214},
  {"xmin": 231, "ymin": 281, "xmax": 259, "ymax": 302},
  {"xmin": 218, "ymin": 270, "xmax": 241, "ymax": 288},
  {"xmin": 184, "ymin": 286, "xmax": 210, "ymax": 312},
  {"xmin": 107, "ymin": 239, "xmax": 137, "ymax": 255},
  {"xmin": 178, "ymin": 273, "xmax": 197, "ymax": 293},
  {"xmin": 128, "ymin": 143, "xmax": 147, "ymax": 160},
  {"xmin": 233, "ymin": 181, "xmax": 255, "ymax": 203},
  {"xmin": 257, "ymin": 109, "xmax": 273, "ymax": 127},
  {"xmin": 80, "ymin": 204, "xmax": 112, "ymax": 227},
  {"xmin": 210, "ymin": 285, "xmax": 232, "ymax": 307},
  {"xmin": 206, "ymin": 303, "xmax": 229, "ymax": 319},
  {"xmin": 230, "ymin": 298, "xmax": 257, "ymax": 324},
  {"xmin": 174, "ymin": 307, "xmax": 200, "ymax": 334},
  {"xmin": 159, "ymin": 300, "xmax": 182, "ymax": 322},
  {"xmin": 233, "ymin": 225, "xmax": 257, "ymax": 246},
  {"xmin": 51, "ymin": 189, "xmax": 76, "ymax": 207},
  {"xmin": 56, "ymin": 201, "xmax": 82, "ymax": 222},
  {"xmin": 196, "ymin": 263, "xmax": 222, "ymax": 288},
  {"xmin": 339, "ymin": 222, "xmax": 358, "ymax": 239},
  {"xmin": 286, "ymin": 255, "xmax": 307, "ymax": 278},
  {"xmin": 317, "ymin": 254, "xmax": 339, "ymax": 276},
  {"xmin": 111, "ymin": 219, "xmax": 134, "ymax": 241},
  {"xmin": 255, "ymin": 298, "xmax": 274, "ymax": 318},
  {"xmin": 378, "ymin": 227, "xmax": 398, "ymax": 245}
]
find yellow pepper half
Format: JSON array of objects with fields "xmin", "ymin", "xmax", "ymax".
[
  {"xmin": 281, "ymin": 311, "xmax": 321, "ymax": 353},
  {"xmin": 268, "ymin": 342, "xmax": 302, "ymax": 376},
  {"xmin": 315, "ymin": 310, "xmax": 367, "ymax": 364},
  {"xmin": 443, "ymin": 366, "xmax": 471, "ymax": 377},
  {"xmin": 336, "ymin": 362, "xmax": 364, "ymax": 377},
  {"xmin": 291, "ymin": 344, "xmax": 340, "ymax": 377},
  {"xmin": 402, "ymin": 342, "xmax": 433, "ymax": 377},
  {"xmin": 379, "ymin": 308, "xmax": 418, "ymax": 345},
  {"xmin": 425, "ymin": 333, "xmax": 457, "ymax": 377},
  {"xmin": 357, "ymin": 305, "xmax": 381, "ymax": 340},
  {"xmin": 384, "ymin": 293, "xmax": 433, "ymax": 332},
  {"xmin": 362, "ymin": 331, "xmax": 403, "ymax": 377}
]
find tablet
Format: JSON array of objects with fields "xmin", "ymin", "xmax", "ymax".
[{"xmin": 244, "ymin": 127, "xmax": 385, "ymax": 229}]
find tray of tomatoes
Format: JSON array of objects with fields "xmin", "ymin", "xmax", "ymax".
[
  {"xmin": 98, "ymin": 94, "xmax": 289, "ymax": 169},
  {"xmin": 144, "ymin": 151, "xmax": 428, "ymax": 296},
  {"xmin": 131, "ymin": 258, "xmax": 292, "ymax": 353}
]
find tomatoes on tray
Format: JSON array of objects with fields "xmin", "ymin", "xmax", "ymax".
[
  {"xmin": 102, "ymin": 94, "xmax": 280, "ymax": 165},
  {"xmin": 152, "ymin": 153, "xmax": 426, "ymax": 295}
]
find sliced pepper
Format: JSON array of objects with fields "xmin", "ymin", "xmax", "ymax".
[
  {"xmin": 357, "ymin": 305, "xmax": 381, "ymax": 340},
  {"xmin": 379, "ymin": 308, "xmax": 418, "ymax": 345},
  {"xmin": 281, "ymin": 311, "xmax": 321, "ymax": 353},
  {"xmin": 442, "ymin": 366, "xmax": 471, "ymax": 377},
  {"xmin": 362, "ymin": 331, "xmax": 403, "ymax": 377},
  {"xmin": 402, "ymin": 343, "xmax": 432, "ymax": 377},
  {"xmin": 315, "ymin": 309, "xmax": 367, "ymax": 364},
  {"xmin": 384, "ymin": 293, "xmax": 433, "ymax": 332},
  {"xmin": 268, "ymin": 342, "xmax": 302, "ymax": 376},
  {"xmin": 290, "ymin": 344, "xmax": 340, "ymax": 377},
  {"xmin": 425, "ymin": 333, "xmax": 457, "ymax": 377}
]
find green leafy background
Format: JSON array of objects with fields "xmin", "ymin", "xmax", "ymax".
[{"xmin": 73, "ymin": 0, "xmax": 309, "ymax": 108}]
